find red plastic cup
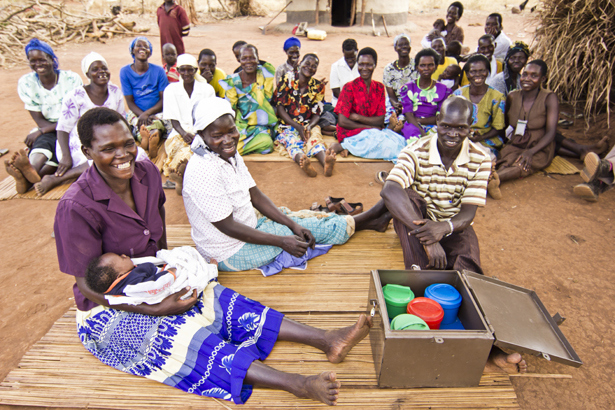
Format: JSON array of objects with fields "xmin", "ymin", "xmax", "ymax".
[{"xmin": 407, "ymin": 297, "xmax": 444, "ymax": 330}]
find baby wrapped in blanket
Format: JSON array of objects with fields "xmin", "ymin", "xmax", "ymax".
[{"xmin": 85, "ymin": 246, "xmax": 218, "ymax": 305}]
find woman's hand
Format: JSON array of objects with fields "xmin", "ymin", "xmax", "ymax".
[
  {"xmin": 182, "ymin": 132, "xmax": 195, "ymax": 144},
  {"xmin": 280, "ymin": 235, "xmax": 309, "ymax": 257},
  {"xmin": 411, "ymin": 219, "xmax": 450, "ymax": 245},
  {"xmin": 291, "ymin": 224, "xmax": 316, "ymax": 248},
  {"xmin": 514, "ymin": 150, "xmax": 534, "ymax": 173},
  {"xmin": 151, "ymin": 288, "xmax": 198, "ymax": 316},
  {"xmin": 24, "ymin": 128, "xmax": 42, "ymax": 148},
  {"xmin": 294, "ymin": 123, "xmax": 306, "ymax": 141},
  {"xmin": 56, "ymin": 155, "xmax": 73, "ymax": 177},
  {"xmin": 391, "ymin": 101, "xmax": 402, "ymax": 114}
]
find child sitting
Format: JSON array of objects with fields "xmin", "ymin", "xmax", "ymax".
[
  {"xmin": 162, "ymin": 43, "xmax": 179, "ymax": 83},
  {"xmin": 85, "ymin": 246, "xmax": 217, "ymax": 305},
  {"xmin": 438, "ymin": 64, "xmax": 462, "ymax": 90},
  {"xmin": 421, "ymin": 18, "xmax": 447, "ymax": 49},
  {"xmin": 446, "ymin": 40, "xmax": 465, "ymax": 63}
]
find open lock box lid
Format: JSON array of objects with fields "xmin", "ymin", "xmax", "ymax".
[{"xmin": 461, "ymin": 270, "xmax": 582, "ymax": 367}]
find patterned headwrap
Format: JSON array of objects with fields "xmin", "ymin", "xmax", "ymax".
[
  {"xmin": 25, "ymin": 38, "xmax": 59, "ymax": 74},
  {"xmin": 129, "ymin": 36, "xmax": 153, "ymax": 60},
  {"xmin": 283, "ymin": 36, "xmax": 301, "ymax": 51},
  {"xmin": 503, "ymin": 41, "xmax": 530, "ymax": 93}
]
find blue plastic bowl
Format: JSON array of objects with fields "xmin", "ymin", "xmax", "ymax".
[{"xmin": 425, "ymin": 283, "xmax": 462, "ymax": 325}]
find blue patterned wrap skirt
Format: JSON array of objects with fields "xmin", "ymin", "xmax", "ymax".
[{"xmin": 76, "ymin": 282, "xmax": 283, "ymax": 404}]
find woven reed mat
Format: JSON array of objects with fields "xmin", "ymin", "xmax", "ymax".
[
  {"xmin": 543, "ymin": 156, "xmax": 580, "ymax": 175},
  {"xmin": 0, "ymin": 225, "xmax": 518, "ymax": 409},
  {"xmin": 242, "ymin": 136, "xmax": 386, "ymax": 163},
  {"xmin": 0, "ymin": 176, "xmax": 74, "ymax": 201}
]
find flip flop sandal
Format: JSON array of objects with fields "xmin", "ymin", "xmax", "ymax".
[
  {"xmin": 310, "ymin": 202, "xmax": 329, "ymax": 212},
  {"xmin": 335, "ymin": 200, "xmax": 363, "ymax": 216},
  {"xmin": 0, "ymin": 148, "xmax": 8, "ymax": 157},
  {"xmin": 162, "ymin": 180, "xmax": 176, "ymax": 189},
  {"xmin": 325, "ymin": 196, "xmax": 345, "ymax": 212},
  {"xmin": 375, "ymin": 171, "xmax": 388, "ymax": 185}
]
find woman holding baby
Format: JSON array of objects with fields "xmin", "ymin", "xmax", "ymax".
[{"xmin": 53, "ymin": 106, "xmax": 369, "ymax": 407}]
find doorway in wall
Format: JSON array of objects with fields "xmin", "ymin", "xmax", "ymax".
[{"xmin": 331, "ymin": 0, "xmax": 355, "ymax": 26}]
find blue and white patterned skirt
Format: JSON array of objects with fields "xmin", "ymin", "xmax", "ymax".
[{"xmin": 76, "ymin": 282, "xmax": 283, "ymax": 404}]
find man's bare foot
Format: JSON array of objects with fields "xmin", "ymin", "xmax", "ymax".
[
  {"xmin": 580, "ymin": 136, "xmax": 610, "ymax": 161},
  {"xmin": 148, "ymin": 130, "xmax": 160, "ymax": 160},
  {"xmin": 485, "ymin": 347, "xmax": 527, "ymax": 374},
  {"xmin": 329, "ymin": 142, "xmax": 349, "ymax": 158},
  {"xmin": 139, "ymin": 125, "xmax": 150, "ymax": 151},
  {"xmin": 298, "ymin": 154, "xmax": 317, "ymax": 177},
  {"xmin": 13, "ymin": 149, "xmax": 41, "ymax": 184},
  {"xmin": 295, "ymin": 371, "xmax": 340, "ymax": 406},
  {"xmin": 5, "ymin": 160, "xmax": 30, "ymax": 194},
  {"xmin": 324, "ymin": 148, "xmax": 336, "ymax": 177},
  {"xmin": 324, "ymin": 313, "xmax": 373, "ymax": 364},
  {"xmin": 34, "ymin": 174, "xmax": 61, "ymax": 196}
]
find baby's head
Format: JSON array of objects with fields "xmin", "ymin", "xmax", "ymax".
[
  {"xmin": 446, "ymin": 40, "xmax": 463, "ymax": 58},
  {"xmin": 85, "ymin": 253, "xmax": 135, "ymax": 294},
  {"xmin": 433, "ymin": 18, "xmax": 446, "ymax": 31},
  {"xmin": 439, "ymin": 64, "xmax": 462, "ymax": 81},
  {"xmin": 162, "ymin": 43, "xmax": 177, "ymax": 67}
]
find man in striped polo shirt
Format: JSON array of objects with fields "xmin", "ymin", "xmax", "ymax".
[{"xmin": 381, "ymin": 96, "xmax": 491, "ymax": 273}]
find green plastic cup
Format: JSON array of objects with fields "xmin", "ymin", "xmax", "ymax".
[
  {"xmin": 383, "ymin": 284, "xmax": 415, "ymax": 320},
  {"xmin": 391, "ymin": 314, "xmax": 430, "ymax": 330}
]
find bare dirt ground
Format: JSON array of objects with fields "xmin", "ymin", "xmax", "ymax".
[{"xmin": 1, "ymin": 7, "xmax": 614, "ymax": 410}]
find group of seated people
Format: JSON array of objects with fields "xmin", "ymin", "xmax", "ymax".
[{"xmin": 5, "ymin": 7, "xmax": 610, "ymax": 405}]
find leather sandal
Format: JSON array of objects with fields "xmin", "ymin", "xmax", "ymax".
[
  {"xmin": 335, "ymin": 200, "xmax": 363, "ymax": 216},
  {"xmin": 325, "ymin": 196, "xmax": 345, "ymax": 212}
]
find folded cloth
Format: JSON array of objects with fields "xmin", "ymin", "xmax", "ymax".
[
  {"xmin": 257, "ymin": 244, "xmax": 332, "ymax": 277},
  {"xmin": 106, "ymin": 246, "xmax": 218, "ymax": 305}
]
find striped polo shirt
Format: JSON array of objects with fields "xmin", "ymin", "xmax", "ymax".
[{"xmin": 387, "ymin": 134, "xmax": 491, "ymax": 222}]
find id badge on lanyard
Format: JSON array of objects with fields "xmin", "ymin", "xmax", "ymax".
[{"xmin": 515, "ymin": 119, "xmax": 528, "ymax": 136}]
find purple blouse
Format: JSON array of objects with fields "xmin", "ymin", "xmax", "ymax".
[
  {"xmin": 400, "ymin": 81, "xmax": 452, "ymax": 139},
  {"xmin": 54, "ymin": 160, "xmax": 166, "ymax": 311}
]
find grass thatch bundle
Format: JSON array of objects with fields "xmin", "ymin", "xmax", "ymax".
[{"xmin": 532, "ymin": 0, "xmax": 615, "ymax": 125}]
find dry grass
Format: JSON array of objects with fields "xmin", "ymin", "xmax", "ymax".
[{"xmin": 532, "ymin": 0, "xmax": 615, "ymax": 126}]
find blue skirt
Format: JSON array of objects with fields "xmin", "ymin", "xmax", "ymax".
[{"xmin": 76, "ymin": 282, "xmax": 283, "ymax": 404}]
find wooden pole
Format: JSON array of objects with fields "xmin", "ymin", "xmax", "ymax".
[
  {"xmin": 360, "ymin": 0, "xmax": 366, "ymax": 26},
  {"xmin": 349, "ymin": 0, "xmax": 356, "ymax": 26},
  {"xmin": 315, "ymin": 0, "xmax": 319, "ymax": 25},
  {"xmin": 382, "ymin": 15, "xmax": 390, "ymax": 37},
  {"xmin": 262, "ymin": 0, "xmax": 293, "ymax": 34}
]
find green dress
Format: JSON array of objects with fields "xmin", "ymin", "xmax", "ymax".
[{"xmin": 219, "ymin": 63, "xmax": 277, "ymax": 155}]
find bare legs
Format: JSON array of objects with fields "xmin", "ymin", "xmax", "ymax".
[
  {"xmin": 4, "ymin": 149, "xmax": 56, "ymax": 194},
  {"xmin": 557, "ymin": 135, "xmax": 609, "ymax": 161},
  {"xmin": 329, "ymin": 141, "xmax": 348, "ymax": 158},
  {"xmin": 353, "ymin": 199, "xmax": 392, "ymax": 232},
  {"xmin": 168, "ymin": 159, "xmax": 188, "ymax": 196},
  {"xmin": 484, "ymin": 346, "xmax": 527, "ymax": 374},
  {"xmin": 244, "ymin": 314, "xmax": 372, "ymax": 406},
  {"xmin": 35, "ymin": 162, "xmax": 88, "ymax": 195},
  {"xmin": 293, "ymin": 148, "xmax": 336, "ymax": 178}
]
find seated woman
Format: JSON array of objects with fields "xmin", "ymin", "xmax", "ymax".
[
  {"xmin": 273, "ymin": 54, "xmax": 336, "ymax": 178},
  {"xmin": 36, "ymin": 52, "xmax": 126, "ymax": 196},
  {"xmin": 54, "ymin": 106, "xmax": 372, "ymax": 407},
  {"xmin": 443, "ymin": 2, "xmax": 465, "ymax": 45},
  {"xmin": 382, "ymin": 34, "xmax": 417, "ymax": 126},
  {"xmin": 275, "ymin": 36, "xmax": 301, "ymax": 85},
  {"xmin": 183, "ymin": 97, "xmax": 392, "ymax": 272},
  {"xmin": 400, "ymin": 49, "xmax": 452, "ymax": 140},
  {"xmin": 488, "ymin": 60, "xmax": 558, "ymax": 199},
  {"xmin": 329, "ymin": 48, "xmax": 407, "ymax": 162},
  {"xmin": 490, "ymin": 41, "xmax": 530, "ymax": 97},
  {"xmin": 430, "ymin": 37, "xmax": 458, "ymax": 82},
  {"xmin": 459, "ymin": 35, "xmax": 503, "ymax": 86},
  {"xmin": 453, "ymin": 54, "xmax": 506, "ymax": 159},
  {"xmin": 120, "ymin": 36, "xmax": 170, "ymax": 162},
  {"xmin": 6, "ymin": 39, "xmax": 82, "ymax": 194},
  {"xmin": 162, "ymin": 53, "xmax": 215, "ymax": 195},
  {"xmin": 219, "ymin": 44, "xmax": 276, "ymax": 155}
]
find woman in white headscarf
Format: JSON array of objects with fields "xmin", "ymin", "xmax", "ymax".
[
  {"xmin": 162, "ymin": 53, "xmax": 215, "ymax": 194},
  {"xmin": 35, "ymin": 52, "xmax": 126, "ymax": 195}
]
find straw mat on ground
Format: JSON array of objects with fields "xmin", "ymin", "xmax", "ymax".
[
  {"xmin": 243, "ymin": 136, "xmax": 387, "ymax": 163},
  {"xmin": 0, "ymin": 176, "xmax": 74, "ymax": 201},
  {"xmin": 0, "ymin": 225, "xmax": 518, "ymax": 408},
  {"xmin": 542, "ymin": 156, "xmax": 579, "ymax": 175}
]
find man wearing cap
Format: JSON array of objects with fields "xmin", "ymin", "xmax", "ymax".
[
  {"xmin": 275, "ymin": 37, "xmax": 301, "ymax": 85},
  {"xmin": 380, "ymin": 96, "xmax": 491, "ymax": 273}
]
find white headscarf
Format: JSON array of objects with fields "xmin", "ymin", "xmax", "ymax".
[
  {"xmin": 176, "ymin": 53, "xmax": 206, "ymax": 83},
  {"xmin": 81, "ymin": 52, "xmax": 107, "ymax": 76},
  {"xmin": 191, "ymin": 97, "xmax": 236, "ymax": 155}
]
